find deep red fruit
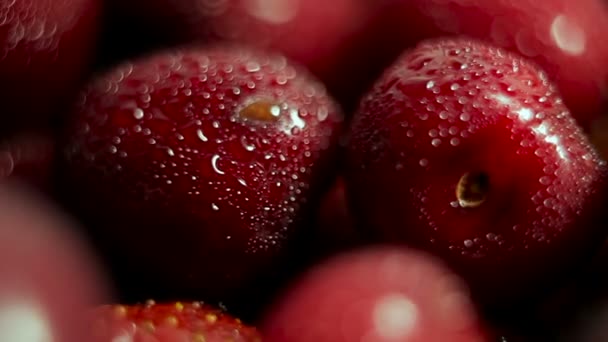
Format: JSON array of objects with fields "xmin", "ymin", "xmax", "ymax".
[
  {"xmin": 314, "ymin": 177, "xmax": 360, "ymax": 254},
  {"xmin": 345, "ymin": 39, "xmax": 608, "ymax": 304},
  {"xmin": 0, "ymin": 133, "xmax": 55, "ymax": 189},
  {"xmin": 62, "ymin": 46, "xmax": 342, "ymax": 300},
  {"xmin": 262, "ymin": 247, "xmax": 488, "ymax": 342},
  {"xmin": 0, "ymin": 186, "xmax": 108, "ymax": 342},
  {"xmin": 362, "ymin": 0, "xmax": 608, "ymax": 129},
  {"xmin": 591, "ymin": 115, "xmax": 608, "ymax": 160},
  {"xmin": 107, "ymin": 0, "xmax": 368, "ymax": 109},
  {"xmin": 89, "ymin": 301, "xmax": 261, "ymax": 342},
  {"xmin": 0, "ymin": 0, "xmax": 100, "ymax": 131}
]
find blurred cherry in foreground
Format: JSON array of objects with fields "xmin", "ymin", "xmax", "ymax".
[
  {"xmin": 0, "ymin": 186, "xmax": 108, "ymax": 342},
  {"xmin": 263, "ymin": 247, "xmax": 489, "ymax": 342}
]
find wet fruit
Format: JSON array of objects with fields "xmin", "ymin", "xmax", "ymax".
[
  {"xmin": 0, "ymin": 133, "xmax": 55, "ymax": 189},
  {"xmin": 105, "ymin": 0, "xmax": 369, "ymax": 111},
  {"xmin": 362, "ymin": 0, "xmax": 608, "ymax": 129},
  {"xmin": 62, "ymin": 46, "xmax": 342, "ymax": 301},
  {"xmin": 89, "ymin": 301, "xmax": 261, "ymax": 342},
  {"xmin": 345, "ymin": 38, "xmax": 608, "ymax": 304},
  {"xmin": 262, "ymin": 247, "xmax": 488, "ymax": 342},
  {"xmin": 0, "ymin": 0, "xmax": 100, "ymax": 132}
]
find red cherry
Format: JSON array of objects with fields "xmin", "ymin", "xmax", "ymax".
[
  {"xmin": 0, "ymin": 186, "xmax": 108, "ymax": 342},
  {"xmin": 262, "ymin": 247, "xmax": 488, "ymax": 342},
  {"xmin": 62, "ymin": 46, "xmax": 343, "ymax": 301},
  {"xmin": 89, "ymin": 301, "xmax": 261, "ymax": 342},
  {"xmin": 359, "ymin": 0, "xmax": 608, "ymax": 129},
  {"xmin": 0, "ymin": 133, "xmax": 55, "ymax": 190},
  {"xmin": 345, "ymin": 39, "xmax": 608, "ymax": 305},
  {"xmin": 0, "ymin": 0, "xmax": 100, "ymax": 131},
  {"xmin": 105, "ymin": 0, "xmax": 369, "ymax": 110}
]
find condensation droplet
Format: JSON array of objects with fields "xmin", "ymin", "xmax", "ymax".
[
  {"xmin": 197, "ymin": 129, "xmax": 208, "ymax": 142},
  {"xmin": 211, "ymin": 154, "xmax": 225, "ymax": 175},
  {"xmin": 133, "ymin": 108, "xmax": 144, "ymax": 120}
]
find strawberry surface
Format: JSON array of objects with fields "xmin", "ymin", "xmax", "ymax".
[{"xmin": 90, "ymin": 301, "xmax": 261, "ymax": 342}]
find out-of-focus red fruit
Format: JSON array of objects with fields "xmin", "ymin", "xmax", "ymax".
[
  {"xmin": 0, "ymin": 186, "xmax": 108, "ymax": 342},
  {"xmin": 0, "ymin": 133, "xmax": 55, "ymax": 189},
  {"xmin": 107, "ymin": 0, "xmax": 368, "ymax": 110},
  {"xmin": 361, "ymin": 0, "xmax": 608, "ymax": 129},
  {"xmin": 62, "ymin": 46, "xmax": 343, "ymax": 301},
  {"xmin": 262, "ymin": 247, "xmax": 489, "ymax": 342},
  {"xmin": 345, "ymin": 39, "xmax": 608, "ymax": 305},
  {"xmin": 89, "ymin": 301, "xmax": 261, "ymax": 342},
  {"xmin": 0, "ymin": 0, "xmax": 100, "ymax": 132}
]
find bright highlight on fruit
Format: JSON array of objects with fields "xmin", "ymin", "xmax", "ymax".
[{"xmin": 345, "ymin": 38, "xmax": 608, "ymax": 304}]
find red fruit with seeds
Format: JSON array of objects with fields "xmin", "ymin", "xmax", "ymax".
[
  {"xmin": 62, "ymin": 46, "xmax": 342, "ymax": 300},
  {"xmin": 90, "ymin": 301, "xmax": 261, "ymax": 342},
  {"xmin": 345, "ymin": 39, "xmax": 608, "ymax": 304},
  {"xmin": 0, "ymin": 0, "xmax": 100, "ymax": 131},
  {"xmin": 362, "ymin": 0, "xmax": 608, "ymax": 128},
  {"xmin": 262, "ymin": 247, "xmax": 488, "ymax": 342}
]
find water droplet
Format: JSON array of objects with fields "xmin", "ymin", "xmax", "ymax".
[
  {"xmin": 211, "ymin": 154, "xmax": 225, "ymax": 175},
  {"xmin": 431, "ymin": 139, "xmax": 442, "ymax": 147},
  {"xmin": 318, "ymin": 107, "xmax": 329, "ymax": 121},
  {"xmin": 464, "ymin": 240, "xmax": 474, "ymax": 248},
  {"xmin": 212, "ymin": 203, "xmax": 219, "ymax": 211},
  {"xmin": 240, "ymin": 136, "xmax": 256, "ymax": 151},
  {"xmin": 197, "ymin": 129, "xmax": 208, "ymax": 142},
  {"xmin": 133, "ymin": 108, "xmax": 144, "ymax": 120},
  {"xmin": 419, "ymin": 159, "xmax": 429, "ymax": 167}
]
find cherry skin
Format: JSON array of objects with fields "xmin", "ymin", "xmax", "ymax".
[
  {"xmin": 0, "ymin": 132, "xmax": 55, "ymax": 190},
  {"xmin": 262, "ymin": 247, "xmax": 489, "ymax": 342},
  {"xmin": 0, "ymin": 0, "xmax": 100, "ymax": 132},
  {"xmin": 0, "ymin": 186, "xmax": 108, "ymax": 342},
  {"xmin": 103, "ymin": 0, "xmax": 370, "ymax": 111},
  {"xmin": 360, "ymin": 0, "xmax": 608, "ymax": 129},
  {"xmin": 345, "ymin": 38, "xmax": 608, "ymax": 305},
  {"xmin": 61, "ymin": 46, "xmax": 343, "ymax": 302}
]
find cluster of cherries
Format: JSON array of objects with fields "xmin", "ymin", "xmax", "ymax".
[{"xmin": 1, "ymin": 0, "xmax": 608, "ymax": 341}]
